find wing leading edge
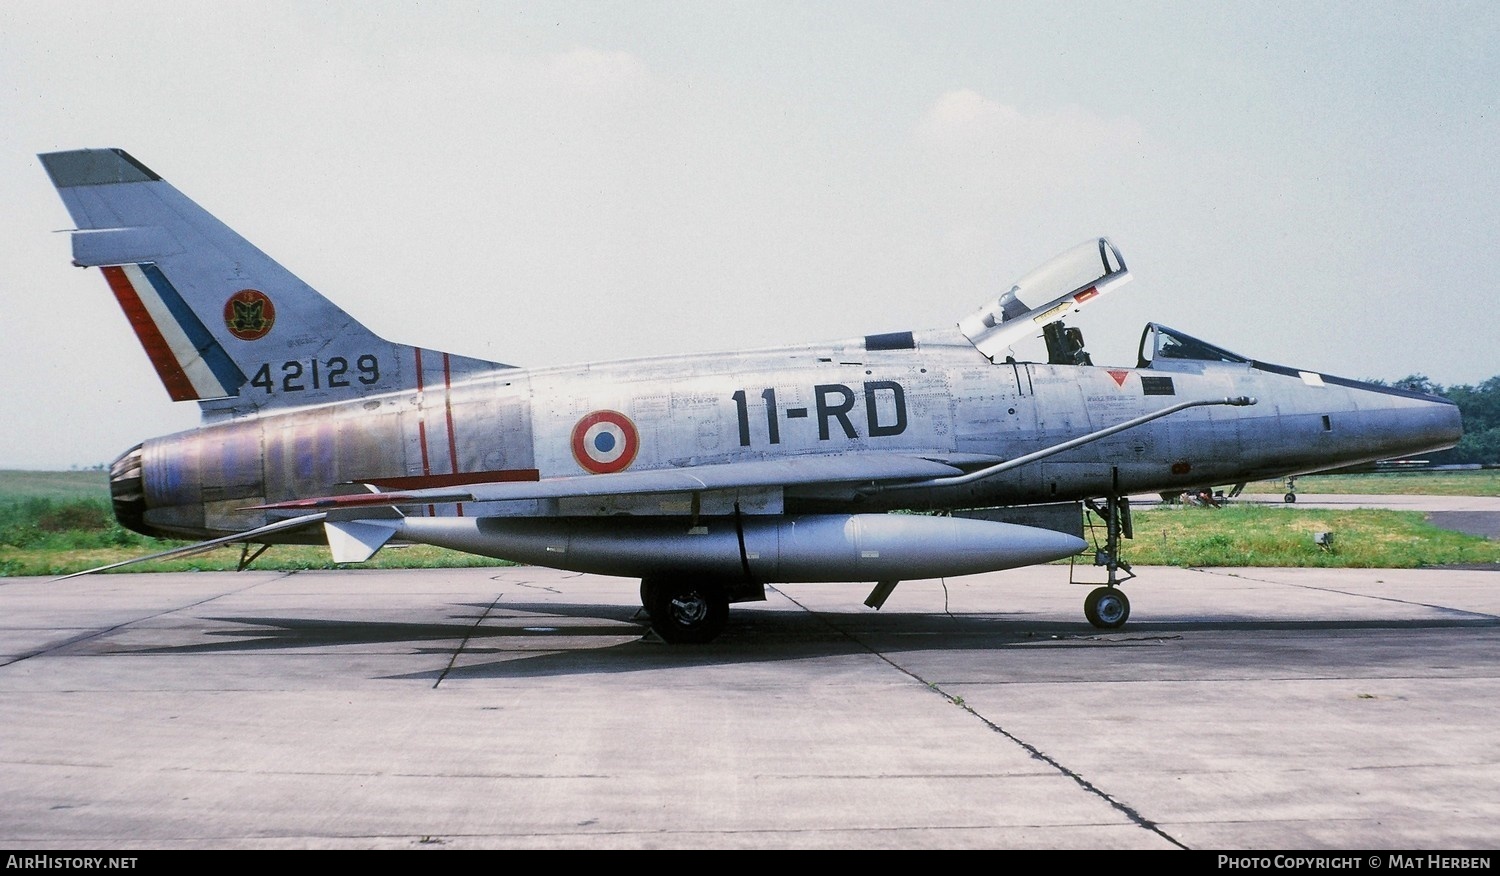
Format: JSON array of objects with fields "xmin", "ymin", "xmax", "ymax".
[{"xmin": 252, "ymin": 452, "xmax": 981, "ymax": 512}]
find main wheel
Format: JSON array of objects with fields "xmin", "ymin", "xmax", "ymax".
[
  {"xmin": 1284, "ymin": 492, "xmax": 1297, "ymax": 504},
  {"xmin": 1084, "ymin": 586, "xmax": 1130, "ymax": 629},
  {"xmin": 647, "ymin": 578, "xmax": 729, "ymax": 644}
]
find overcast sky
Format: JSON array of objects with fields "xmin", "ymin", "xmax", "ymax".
[{"xmin": 3, "ymin": 2, "xmax": 1497, "ymax": 469}]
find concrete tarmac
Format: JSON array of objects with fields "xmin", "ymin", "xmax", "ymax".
[{"xmin": 2, "ymin": 559, "xmax": 1497, "ymax": 849}]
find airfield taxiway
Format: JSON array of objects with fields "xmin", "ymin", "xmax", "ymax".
[{"xmin": 2, "ymin": 503, "xmax": 1497, "ymax": 849}]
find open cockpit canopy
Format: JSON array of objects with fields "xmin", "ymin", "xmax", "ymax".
[{"xmin": 960, "ymin": 238, "xmax": 1130, "ymax": 361}]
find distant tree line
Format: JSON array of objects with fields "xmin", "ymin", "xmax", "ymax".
[{"xmin": 1388, "ymin": 375, "xmax": 1500, "ymax": 466}]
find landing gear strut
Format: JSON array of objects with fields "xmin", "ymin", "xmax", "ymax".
[{"xmin": 1081, "ymin": 492, "xmax": 1134, "ymax": 629}]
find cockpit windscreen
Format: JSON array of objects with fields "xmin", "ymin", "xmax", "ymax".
[{"xmin": 1138, "ymin": 324, "xmax": 1249, "ymax": 368}]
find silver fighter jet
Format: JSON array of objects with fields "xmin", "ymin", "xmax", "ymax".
[{"xmin": 40, "ymin": 148, "xmax": 1462, "ymax": 642}]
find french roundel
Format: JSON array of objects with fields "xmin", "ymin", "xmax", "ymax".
[{"xmin": 571, "ymin": 410, "xmax": 639, "ymax": 474}]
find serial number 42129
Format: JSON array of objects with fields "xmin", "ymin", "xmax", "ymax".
[{"xmin": 249, "ymin": 355, "xmax": 381, "ymax": 393}]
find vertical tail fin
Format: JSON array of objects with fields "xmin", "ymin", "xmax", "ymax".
[{"xmin": 40, "ymin": 148, "xmax": 510, "ymax": 417}]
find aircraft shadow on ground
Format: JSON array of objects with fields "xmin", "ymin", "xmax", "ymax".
[{"xmin": 110, "ymin": 599, "xmax": 1500, "ymax": 680}]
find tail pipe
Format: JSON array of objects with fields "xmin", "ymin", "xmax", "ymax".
[{"xmin": 109, "ymin": 444, "xmax": 152, "ymax": 536}]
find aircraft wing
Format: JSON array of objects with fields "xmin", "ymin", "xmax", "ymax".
[{"xmin": 252, "ymin": 452, "xmax": 982, "ymax": 512}]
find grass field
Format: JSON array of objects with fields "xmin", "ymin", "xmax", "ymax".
[
  {"xmin": 0, "ymin": 469, "xmax": 110, "ymax": 500},
  {"xmin": 1, "ymin": 468, "xmax": 1495, "ymax": 576},
  {"xmin": 1114, "ymin": 505, "xmax": 1497, "ymax": 567},
  {"xmin": 0, "ymin": 469, "xmax": 509, "ymax": 577}
]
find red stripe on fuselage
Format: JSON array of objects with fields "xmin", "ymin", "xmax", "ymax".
[
  {"xmin": 100, "ymin": 266, "xmax": 198, "ymax": 401},
  {"xmin": 413, "ymin": 348, "xmax": 436, "ymax": 517},
  {"xmin": 441, "ymin": 353, "xmax": 464, "ymax": 516},
  {"xmin": 362, "ymin": 469, "xmax": 541, "ymax": 490}
]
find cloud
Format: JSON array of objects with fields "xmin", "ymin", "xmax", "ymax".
[
  {"xmin": 904, "ymin": 89, "xmax": 1159, "ymax": 304},
  {"xmin": 915, "ymin": 89, "xmax": 1148, "ymax": 180},
  {"xmin": 916, "ymin": 89, "xmax": 1025, "ymax": 138}
]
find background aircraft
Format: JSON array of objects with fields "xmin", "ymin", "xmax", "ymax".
[{"xmin": 40, "ymin": 148, "xmax": 1462, "ymax": 642}]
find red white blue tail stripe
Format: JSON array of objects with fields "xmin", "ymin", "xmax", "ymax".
[{"xmin": 99, "ymin": 263, "xmax": 245, "ymax": 401}]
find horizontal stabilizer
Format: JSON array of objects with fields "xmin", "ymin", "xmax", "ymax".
[{"xmin": 52, "ymin": 512, "xmax": 327, "ymax": 580}]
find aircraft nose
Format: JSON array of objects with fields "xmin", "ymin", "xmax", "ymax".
[
  {"xmin": 1433, "ymin": 396, "xmax": 1464, "ymax": 446},
  {"xmin": 1356, "ymin": 386, "xmax": 1462, "ymax": 460}
]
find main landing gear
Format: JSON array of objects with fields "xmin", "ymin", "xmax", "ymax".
[
  {"xmin": 639, "ymin": 576, "xmax": 729, "ymax": 644},
  {"xmin": 1081, "ymin": 493, "xmax": 1135, "ymax": 629},
  {"xmin": 1283, "ymin": 476, "xmax": 1298, "ymax": 504}
]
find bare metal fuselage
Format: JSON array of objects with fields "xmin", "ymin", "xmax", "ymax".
[{"xmin": 119, "ymin": 331, "xmax": 1460, "ymax": 543}]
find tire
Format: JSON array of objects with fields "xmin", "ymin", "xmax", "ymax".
[
  {"xmin": 1084, "ymin": 586, "xmax": 1130, "ymax": 629},
  {"xmin": 1284, "ymin": 492, "xmax": 1297, "ymax": 503},
  {"xmin": 647, "ymin": 578, "xmax": 729, "ymax": 644}
]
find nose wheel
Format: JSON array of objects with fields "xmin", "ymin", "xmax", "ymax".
[{"xmin": 1084, "ymin": 586, "xmax": 1130, "ymax": 629}]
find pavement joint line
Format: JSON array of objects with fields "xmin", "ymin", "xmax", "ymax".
[
  {"xmin": 769, "ymin": 584, "xmax": 1191, "ymax": 850},
  {"xmin": 929, "ymin": 687, "xmax": 1191, "ymax": 849},
  {"xmin": 0, "ymin": 570, "xmax": 297, "ymax": 668},
  {"xmin": 433, "ymin": 591, "xmax": 506, "ymax": 688}
]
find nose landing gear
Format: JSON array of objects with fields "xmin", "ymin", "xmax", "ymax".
[{"xmin": 1080, "ymin": 493, "xmax": 1135, "ymax": 629}]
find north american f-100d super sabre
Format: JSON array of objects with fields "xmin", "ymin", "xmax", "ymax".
[{"xmin": 39, "ymin": 148, "xmax": 1462, "ymax": 642}]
